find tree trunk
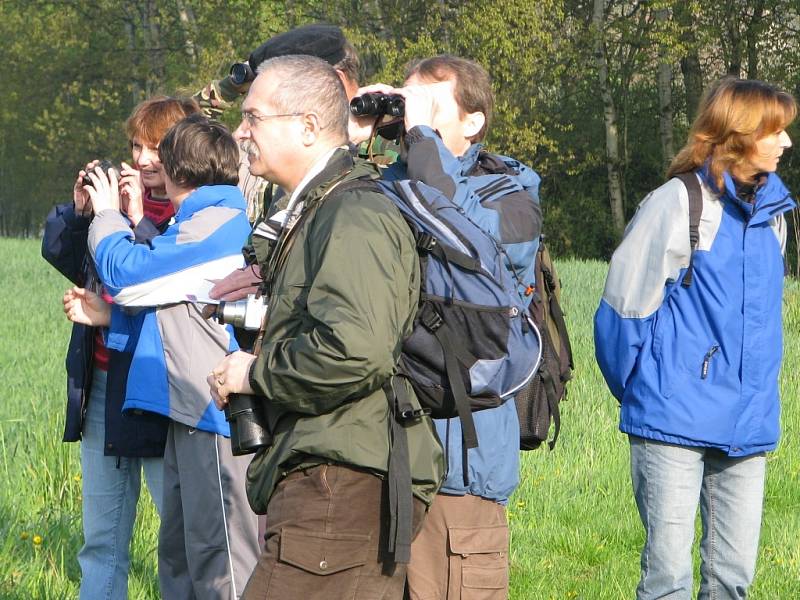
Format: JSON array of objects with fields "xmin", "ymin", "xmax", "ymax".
[
  {"xmin": 745, "ymin": 0, "xmax": 765, "ymax": 78},
  {"xmin": 725, "ymin": 0, "xmax": 742, "ymax": 76},
  {"xmin": 143, "ymin": 0, "xmax": 165, "ymax": 96},
  {"xmin": 592, "ymin": 0, "xmax": 626, "ymax": 237},
  {"xmin": 175, "ymin": 0, "xmax": 198, "ymax": 65},
  {"xmin": 656, "ymin": 7, "xmax": 674, "ymax": 174},
  {"xmin": 675, "ymin": 2, "xmax": 703, "ymax": 123}
]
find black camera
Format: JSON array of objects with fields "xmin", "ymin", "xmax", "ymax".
[
  {"xmin": 81, "ymin": 160, "xmax": 118, "ymax": 187},
  {"xmin": 349, "ymin": 93, "xmax": 405, "ymax": 118},
  {"xmin": 229, "ymin": 62, "xmax": 255, "ymax": 86},
  {"xmin": 225, "ymin": 393, "xmax": 272, "ymax": 455}
]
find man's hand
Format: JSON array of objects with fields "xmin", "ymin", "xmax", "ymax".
[
  {"xmin": 348, "ymin": 83, "xmax": 397, "ymax": 145},
  {"xmin": 208, "ymin": 351, "xmax": 257, "ymax": 409},
  {"xmin": 63, "ymin": 286, "xmax": 111, "ymax": 326},
  {"xmin": 208, "ymin": 265, "xmax": 262, "ymax": 301},
  {"xmin": 119, "ymin": 161, "xmax": 145, "ymax": 226},
  {"xmin": 73, "ymin": 160, "xmax": 100, "ymax": 217},
  {"xmin": 84, "ymin": 164, "xmax": 120, "ymax": 214},
  {"xmin": 398, "ymin": 81, "xmax": 453, "ymax": 132}
]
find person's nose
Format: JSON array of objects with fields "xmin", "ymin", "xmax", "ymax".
[
  {"xmin": 234, "ymin": 119, "xmax": 250, "ymax": 142},
  {"xmin": 779, "ymin": 130, "xmax": 792, "ymax": 149}
]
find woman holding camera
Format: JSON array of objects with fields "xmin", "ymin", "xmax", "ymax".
[
  {"xmin": 594, "ymin": 78, "xmax": 795, "ymax": 598},
  {"xmin": 42, "ymin": 96, "xmax": 199, "ymax": 600}
]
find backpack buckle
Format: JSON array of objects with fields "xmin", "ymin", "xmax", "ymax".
[
  {"xmin": 400, "ymin": 407, "xmax": 432, "ymax": 419},
  {"xmin": 419, "ymin": 305, "xmax": 443, "ymax": 332}
]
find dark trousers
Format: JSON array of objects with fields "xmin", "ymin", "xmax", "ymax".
[{"xmin": 243, "ymin": 464, "xmax": 426, "ymax": 600}]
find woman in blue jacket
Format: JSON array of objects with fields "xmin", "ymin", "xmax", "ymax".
[{"xmin": 595, "ymin": 78, "xmax": 795, "ymax": 599}]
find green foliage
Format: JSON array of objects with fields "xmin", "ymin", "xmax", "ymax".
[
  {"xmin": 2, "ymin": 239, "xmax": 798, "ymax": 597},
  {"xmin": 2, "ymin": 1, "xmax": 800, "ymax": 256}
]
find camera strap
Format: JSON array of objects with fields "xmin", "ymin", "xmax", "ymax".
[{"xmin": 261, "ymin": 171, "xmax": 356, "ymax": 297}]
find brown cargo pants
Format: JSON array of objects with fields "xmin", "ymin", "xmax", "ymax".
[
  {"xmin": 242, "ymin": 463, "xmax": 426, "ymax": 600},
  {"xmin": 406, "ymin": 493, "xmax": 509, "ymax": 600}
]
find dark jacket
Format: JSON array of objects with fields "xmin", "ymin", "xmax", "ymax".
[
  {"xmin": 245, "ymin": 149, "xmax": 445, "ymax": 512},
  {"xmin": 42, "ymin": 202, "xmax": 169, "ymax": 457}
]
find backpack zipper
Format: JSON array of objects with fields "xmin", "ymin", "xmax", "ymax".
[{"xmin": 701, "ymin": 344, "xmax": 719, "ymax": 379}]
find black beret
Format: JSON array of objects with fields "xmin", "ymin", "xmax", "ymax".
[{"xmin": 248, "ymin": 24, "xmax": 348, "ymax": 71}]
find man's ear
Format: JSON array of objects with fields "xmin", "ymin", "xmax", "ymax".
[
  {"xmin": 301, "ymin": 112, "xmax": 323, "ymax": 146},
  {"xmin": 462, "ymin": 111, "xmax": 486, "ymax": 140}
]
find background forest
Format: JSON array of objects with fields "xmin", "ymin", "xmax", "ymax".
[{"xmin": 2, "ymin": 0, "xmax": 800, "ymax": 266}]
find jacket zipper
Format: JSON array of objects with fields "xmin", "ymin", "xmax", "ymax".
[{"xmin": 701, "ymin": 345, "xmax": 719, "ymax": 379}]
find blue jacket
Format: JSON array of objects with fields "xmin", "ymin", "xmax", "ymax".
[
  {"xmin": 41, "ymin": 202, "xmax": 169, "ymax": 457},
  {"xmin": 595, "ymin": 169, "xmax": 794, "ymax": 456},
  {"xmin": 385, "ymin": 126, "xmax": 542, "ymax": 502},
  {"xmin": 88, "ymin": 186, "xmax": 252, "ymax": 436}
]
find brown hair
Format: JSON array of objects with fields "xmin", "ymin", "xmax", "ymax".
[
  {"xmin": 125, "ymin": 96, "xmax": 201, "ymax": 147},
  {"xmin": 158, "ymin": 114, "xmax": 239, "ymax": 189},
  {"xmin": 405, "ymin": 55, "xmax": 493, "ymax": 142},
  {"xmin": 334, "ymin": 39, "xmax": 361, "ymax": 87},
  {"xmin": 668, "ymin": 78, "xmax": 797, "ymax": 189}
]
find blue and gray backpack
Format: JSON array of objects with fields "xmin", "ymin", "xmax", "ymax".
[
  {"xmin": 376, "ymin": 178, "xmax": 542, "ymax": 464},
  {"xmin": 334, "ymin": 174, "xmax": 541, "ymax": 564}
]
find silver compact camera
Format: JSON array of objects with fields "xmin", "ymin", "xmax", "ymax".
[{"xmin": 209, "ymin": 294, "xmax": 268, "ymax": 331}]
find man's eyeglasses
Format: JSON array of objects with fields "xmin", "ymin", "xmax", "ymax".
[{"xmin": 241, "ymin": 111, "xmax": 304, "ymax": 127}]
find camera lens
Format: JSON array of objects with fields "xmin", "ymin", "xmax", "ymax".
[
  {"xmin": 81, "ymin": 159, "xmax": 116, "ymax": 187},
  {"xmin": 230, "ymin": 62, "xmax": 255, "ymax": 86}
]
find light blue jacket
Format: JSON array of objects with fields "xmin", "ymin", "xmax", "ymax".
[
  {"xmin": 595, "ymin": 169, "xmax": 794, "ymax": 456},
  {"xmin": 385, "ymin": 126, "xmax": 542, "ymax": 502},
  {"xmin": 88, "ymin": 185, "xmax": 252, "ymax": 435}
]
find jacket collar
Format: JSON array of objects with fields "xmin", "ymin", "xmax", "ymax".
[
  {"xmin": 175, "ymin": 185, "xmax": 245, "ymax": 222},
  {"xmin": 458, "ymin": 143, "xmax": 483, "ymax": 174},
  {"xmin": 698, "ymin": 165, "xmax": 795, "ymax": 225}
]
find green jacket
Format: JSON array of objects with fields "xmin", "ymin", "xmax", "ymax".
[{"xmin": 245, "ymin": 148, "xmax": 444, "ymax": 513}]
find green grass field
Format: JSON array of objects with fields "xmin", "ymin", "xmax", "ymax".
[{"xmin": 0, "ymin": 237, "xmax": 797, "ymax": 599}]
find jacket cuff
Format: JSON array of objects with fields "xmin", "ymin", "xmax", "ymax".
[
  {"xmin": 405, "ymin": 125, "xmax": 438, "ymax": 146},
  {"xmin": 65, "ymin": 203, "xmax": 92, "ymax": 229},
  {"xmin": 133, "ymin": 216, "xmax": 160, "ymax": 244},
  {"xmin": 248, "ymin": 356, "xmax": 266, "ymax": 398}
]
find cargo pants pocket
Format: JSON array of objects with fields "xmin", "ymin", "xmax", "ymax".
[
  {"xmin": 448, "ymin": 525, "xmax": 509, "ymax": 600},
  {"xmin": 267, "ymin": 527, "xmax": 370, "ymax": 599}
]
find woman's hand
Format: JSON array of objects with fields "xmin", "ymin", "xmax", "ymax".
[
  {"xmin": 73, "ymin": 160, "xmax": 100, "ymax": 217},
  {"xmin": 84, "ymin": 164, "xmax": 120, "ymax": 214},
  {"xmin": 119, "ymin": 161, "xmax": 145, "ymax": 226},
  {"xmin": 63, "ymin": 286, "xmax": 111, "ymax": 327}
]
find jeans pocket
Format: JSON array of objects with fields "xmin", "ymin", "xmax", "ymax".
[{"xmin": 448, "ymin": 525, "xmax": 509, "ymax": 600}]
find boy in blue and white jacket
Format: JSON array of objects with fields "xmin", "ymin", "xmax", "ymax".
[{"xmin": 70, "ymin": 114, "xmax": 259, "ymax": 599}]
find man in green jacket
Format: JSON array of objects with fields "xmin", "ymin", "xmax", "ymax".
[{"xmin": 207, "ymin": 54, "xmax": 444, "ymax": 600}]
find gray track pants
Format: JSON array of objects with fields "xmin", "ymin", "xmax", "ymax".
[{"xmin": 158, "ymin": 421, "xmax": 259, "ymax": 599}]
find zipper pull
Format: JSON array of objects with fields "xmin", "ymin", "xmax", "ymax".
[{"xmin": 701, "ymin": 345, "xmax": 720, "ymax": 379}]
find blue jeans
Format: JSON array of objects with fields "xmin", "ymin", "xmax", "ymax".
[
  {"xmin": 629, "ymin": 436, "xmax": 766, "ymax": 600},
  {"xmin": 78, "ymin": 369, "xmax": 164, "ymax": 600}
]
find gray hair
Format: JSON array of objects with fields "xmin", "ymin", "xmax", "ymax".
[{"xmin": 256, "ymin": 55, "xmax": 349, "ymax": 144}]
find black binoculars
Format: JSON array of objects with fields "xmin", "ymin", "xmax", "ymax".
[{"xmin": 349, "ymin": 93, "xmax": 405, "ymax": 118}]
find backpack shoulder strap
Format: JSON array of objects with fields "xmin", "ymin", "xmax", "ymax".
[{"xmin": 673, "ymin": 172, "xmax": 703, "ymax": 288}]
